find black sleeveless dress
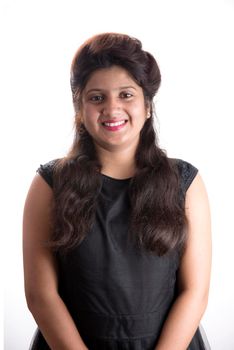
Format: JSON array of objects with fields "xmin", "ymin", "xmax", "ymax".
[{"xmin": 30, "ymin": 159, "xmax": 210, "ymax": 350}]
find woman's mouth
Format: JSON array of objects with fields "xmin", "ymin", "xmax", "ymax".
[{"xmin": 101, "ymin": 120, "xmax": 128, "ymax": 131}]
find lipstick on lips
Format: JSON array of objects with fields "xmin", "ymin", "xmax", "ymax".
[{"xmin": 101, "ymin": 119, "xmax": 128, "ymax": 131}]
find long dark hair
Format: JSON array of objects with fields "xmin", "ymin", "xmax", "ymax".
[{"xmin": 51, "ymin": 33, "xmax": 187, "ymax": 256}]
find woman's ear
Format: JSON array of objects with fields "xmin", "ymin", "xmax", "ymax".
[
  {"xmin": 75, "ymin": 112, "xmax": 83, "ymax": 127},
  {"xmin": 79, "ymin": 113, "xmax": 84, "ymax": 124},
  {"xmin": 146, "ymin": 106, "xmax": 151, "ymax": 119},
  {"xmin": 75, "ymin": 112, "xmax": 86, "ymax": 135},
  {"xmin": 75, "ymin": 103, "xmax": 84, "ymax": 123},
  {"xmin": 145, "ymin": 100, "xmax": 151, "ymax": 119}
]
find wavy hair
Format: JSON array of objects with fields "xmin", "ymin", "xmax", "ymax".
[{"xmin": 51, "ymin": 33, "xmax": 187, "ymax": 256}]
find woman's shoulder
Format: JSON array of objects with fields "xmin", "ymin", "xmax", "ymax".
[
  {"xmin": 169, "ymin": 158, "xmax": 199, "ymax": 194},
  {"xmin": 36, "ymin": 158, "xmax": 60, "ymax": 188}
]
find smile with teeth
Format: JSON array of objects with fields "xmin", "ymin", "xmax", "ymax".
[{"xmin": 102, "ymin": 120, "xmax": 127, "ymax": 127}]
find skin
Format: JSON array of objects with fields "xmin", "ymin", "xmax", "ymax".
[
  {"xmin": 23, "ymin": 65, "xmax": 211, "ymax": 350},
  {"xmin": 155, "ymin": 174, "xmax": 211, "ymax": 349},
  {"xmin": 80, "ymin": 65, "xmax": 150, "ymax": 178},
  {"xmin": 23, "ymin": 175, "xmax": 88, "ymax": 350}
]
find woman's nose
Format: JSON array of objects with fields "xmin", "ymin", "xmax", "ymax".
[{"xmin": 101, "ymin": 96, "xmax": 122, "ymax": 117}]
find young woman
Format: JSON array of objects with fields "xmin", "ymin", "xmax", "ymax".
[{"xmin": 23, "ymin": 33, "xmax": 211, "ymax": 350}]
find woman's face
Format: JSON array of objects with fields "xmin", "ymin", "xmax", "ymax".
[{"xmin": 80, "ymin": 65, "xmax": 150, "ymax": 153}]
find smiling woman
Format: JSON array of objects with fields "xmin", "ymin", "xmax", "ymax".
[
  {"xmin": 23, "ymin": 33, "xmax": 211, "ymax": 350},
  {"xmin": 80, "ymin": 65, "xmax": 150, "ymax": 153}
]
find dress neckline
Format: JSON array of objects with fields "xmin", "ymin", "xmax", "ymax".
[{"xmin": 101, "ymin": 173, "xmax": 132, "ymax": 182}]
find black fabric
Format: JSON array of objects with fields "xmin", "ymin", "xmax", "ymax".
[
  {"xmin": 36, "ymin": 158, "xmax": 57, "ymax": 188},
  {"xmin": 32, "ymin": 159, "xmax": 208, "ymax": 349}
]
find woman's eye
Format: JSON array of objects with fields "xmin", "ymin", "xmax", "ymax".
[
  {"xmin": 120, "ymin": 92, "xmax": 133, "ymax": 99},
  {"xmin": 90, "ymin": 95, "xmax": 104, "ymax": 102}
]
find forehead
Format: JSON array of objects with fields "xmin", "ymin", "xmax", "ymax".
[{"xmin": 84, "ymin": 65, "xmax": 141, "ymax": 92}]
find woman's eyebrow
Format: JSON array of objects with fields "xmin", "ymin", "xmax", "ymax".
[
  {"xmin": 118, "ymin": 86, "xmax": 137, "ymax": 90},
  {"xmin": 86, "ymin": 86, "xmax": 137, "ymax": 94}
]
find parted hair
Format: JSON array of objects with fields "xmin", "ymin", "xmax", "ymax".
[{"xmin": 51, "ymin": 33, "xmax": 187, "ymax": 256}]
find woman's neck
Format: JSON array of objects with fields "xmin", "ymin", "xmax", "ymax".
[{"xmin": 96, "ymin": 144, "xmax": 136, "ymax": 179}]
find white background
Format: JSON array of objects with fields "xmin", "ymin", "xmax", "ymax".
[{"xmin": 1, "ymin": 0, "xmax": 234, "ymax": 349}]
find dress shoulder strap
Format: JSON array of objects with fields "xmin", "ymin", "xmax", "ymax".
[
  {"xmin": 176, "ymin": 158, "xmax": 198, "ymax": 194},
  {"xmin": 36, "ymin": 159, "xmax": 58, "ymax": 188}
]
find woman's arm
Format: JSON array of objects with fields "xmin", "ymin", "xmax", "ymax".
[
  {"xmin": 23, "ymin": 174, "xmax": 88, "ymax": 350},
  {"xmin": 155, "ymin": 173, "xmax": 212, "ymax": 350}
]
